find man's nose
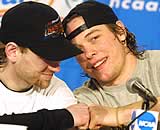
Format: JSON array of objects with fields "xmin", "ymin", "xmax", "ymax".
[{"xmin": 48, "ymin": 61, "xmax": 61, "ymax": 72}]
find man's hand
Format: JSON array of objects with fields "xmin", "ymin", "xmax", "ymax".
[
  {"xmin": 88, "ymin": 105, "xmax": 117, "ymax": 129},
  {"xmin": 67, "ymin": 103, "xmax": 90, "ymax": 129}
]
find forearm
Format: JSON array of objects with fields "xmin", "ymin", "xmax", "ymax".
[{"xmin": 0, "ymin": 109, "xmax": 74, "ymax": 130}]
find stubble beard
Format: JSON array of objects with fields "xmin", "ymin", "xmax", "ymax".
[{"xmin": 34, "ymin": 78, "xmax": 51, "ymax": 89}]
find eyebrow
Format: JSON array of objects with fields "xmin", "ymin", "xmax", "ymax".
[{"xmin": 84, "ymin": 29, "xmax": 100, "ymax": 38}]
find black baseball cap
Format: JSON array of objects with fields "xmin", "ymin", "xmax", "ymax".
[
  {"xmin": 0, "ymin": 1, "xmax": 82, "ymax": 61},
  {"xmin": 63, "ymin": 1, "xmax": 118, "ymax": 40}
]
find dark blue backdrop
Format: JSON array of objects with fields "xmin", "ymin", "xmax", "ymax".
[{"xmin": 55, "ymin": 0, "xmax": 160, "ymax": 90}]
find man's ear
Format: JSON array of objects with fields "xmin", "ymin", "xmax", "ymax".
[
  {"xmin": 5, "ymin": 42, "xmax": 19, "ymax": 63},
  {"xmin": 116, "ymin": 20, "xmax": 127, "ymax": 42}
]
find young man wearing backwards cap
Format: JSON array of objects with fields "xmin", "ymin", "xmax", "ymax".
[
  {"xmin": 0, "ymin": 1, "xmax": 90, "ymax": 129},
  {"xmin": 63, "ymin": 1, "xmax": 160, "ymax": 129}
]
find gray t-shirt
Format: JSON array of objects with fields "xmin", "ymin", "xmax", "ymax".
[{"xmin": 74, "ymin": 50, "xmax": 160, "ymax": 129}]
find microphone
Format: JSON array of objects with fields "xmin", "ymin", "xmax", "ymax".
[
  {"xmin": 126, "ymin": 78, "xmax": 159, "ymax": 130},
  {"xmin": 126, "ymin": 77, "xmax": 157, "ymax": 103}
]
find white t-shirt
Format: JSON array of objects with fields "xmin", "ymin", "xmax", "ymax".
[{"xmin": 0, "ymin": 75, "xmax": 77, "ymax": 115}]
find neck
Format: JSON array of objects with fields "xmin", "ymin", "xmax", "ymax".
[{"xmin": 0, "ymin": 66, "xmax": 32, "ymax": 92}]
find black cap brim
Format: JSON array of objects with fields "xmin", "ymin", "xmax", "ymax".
[{"xmin": 30, "ymin": 35, "xmax": 82, "ymax": 61}]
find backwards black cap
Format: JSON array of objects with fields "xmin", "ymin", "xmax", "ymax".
[
  {"xmin": 0, "ymin": 1, "xmax": 82, "ymax": 61},
  {"xmin": 63, "ymin": 1, "xmax": 118, "ymax": 40}
]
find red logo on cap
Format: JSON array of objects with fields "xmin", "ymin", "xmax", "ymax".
[{"xmin": 45, "ymin": 17, "xmax": 64, "ymax": 37}]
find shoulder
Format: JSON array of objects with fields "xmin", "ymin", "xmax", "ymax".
[
  {"xmin": 51, "ymin": 74, "xmax": 68, "ymax": 86},
  {"xmin": 145, "ymin": 50, "xmax": 160, "ymax": 61},
  {"xmin": 38, "ymin": 75, "xmax": 72, "ymax": 94},
  {"xmin": 73, "ymin": 80, "xmax": 101, "ymax": 105},
  {"xmin": 144, "ymin": 50, "xmax": 160, "ymax": 67},
  {"xmin": 74, "ymin": 80, "xmax": 94, "ymax": 94}
]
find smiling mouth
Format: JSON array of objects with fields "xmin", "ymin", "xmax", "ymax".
[{"xmin": 93, "ymin": 58, "xmax": 107, "ymax": 69}]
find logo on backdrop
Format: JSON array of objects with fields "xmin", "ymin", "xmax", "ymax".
[
  {"xmin": 108, "ymin": 0, "xmax": 160, "ymax": 12},
  {"xmin": 0, "ymin": 0, "xmax": 54, "ymax": 16}
]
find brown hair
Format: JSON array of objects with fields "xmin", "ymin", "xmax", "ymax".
[
  {"xmin": 106, "ymin": 23, "xmax": 144, "ymax": 59},
  {"xmin": 63, "ymin": 14, "xmax": 144, "ymax": 59}
]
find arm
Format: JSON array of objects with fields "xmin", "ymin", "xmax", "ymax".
[
  {"xmin": 0, "ymin": 109, "xmax": 74, "ymax": 130},
  {"xmin": 0, "ymin": 104, "xmax": 89, "ymax": 130},
  {"xmin": 89, "ymin": 97, "xmax": 160, "ymax": 129}
]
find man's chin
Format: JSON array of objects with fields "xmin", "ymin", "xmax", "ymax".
[{"xmin": 35, "ymin": 80, "xmax": 51, "ymax": 89}]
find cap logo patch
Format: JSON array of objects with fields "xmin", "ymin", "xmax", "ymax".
[{"xmin": 45, "ymin": 17, "xmax": 64, "ymax": 37}]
